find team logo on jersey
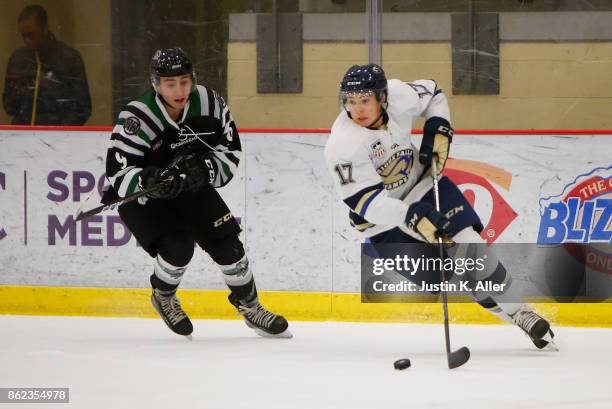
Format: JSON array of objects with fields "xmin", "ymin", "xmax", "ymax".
[
  {"xmin": 377, "ymin": 149, "xmax": 412, "ymax": 189},
  {"xmin": 171, "ymin": 125, "xmax": 215, "ymax": 150},
  {"xmin": 123, "ymin": 116, "xmax": 141, "ymax": 136},
  {"xmin": 370, "ymin": 140, "xmax": 386, "ymax": 158}
]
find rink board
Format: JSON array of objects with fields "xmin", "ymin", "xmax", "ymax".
[
  {"xmin": 1, "ymin": 285, "xmax": 611, "ymax": 327},
  {"xmin": 0, "ymin": 129, "xmax": 610, "ymax": 325}
]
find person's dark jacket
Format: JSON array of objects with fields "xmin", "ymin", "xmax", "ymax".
[{"xmin": 3, "ymin": 34, "xmax": 91, "ymax": 125}]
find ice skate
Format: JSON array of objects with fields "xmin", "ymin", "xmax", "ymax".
[
  {"xmin": 511, "ymin": 305, "xmax": 557, "ymax": 351},
  {"xmin": 229, "ymin": 294, "xmax": 292, "ymax": 338},
  {"xmin": 151, "ymin": 288, "xmax": 193, "ymax": 338}
]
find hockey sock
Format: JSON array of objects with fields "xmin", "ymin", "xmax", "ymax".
[
  {"xmin": 219, "ymin": 255, "xmax": 258, "ymax": 306},
  {"xmin": 450, "ymin": 227, "xmax": 523, "ymax": 317},
  {"xmin": 150, "ymin": 254, "xmax": 187, "ymax": 294},
  {"xmin": 476, "ymin": 297, "xmax": 514, "ymax": 324}
]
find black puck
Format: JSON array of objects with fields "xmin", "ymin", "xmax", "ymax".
[{"xmin": 393, "ymin": 358, "xmax": 411, "ymax": 370}]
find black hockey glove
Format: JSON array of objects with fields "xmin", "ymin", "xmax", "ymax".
[
  {"xmin": 419, "ymin": 117, "xmax": 453, "ymax": 171},
  {"xmin": 405, "ymin": 201, "xmax": 455, "ymax": 245},
  {"xmin": 172, "ymin": 151, "xmax": 220, "ymax": 192},
  {"xmin": 139, "ymin": 165, "xmax": 185, "ymax": 199}
]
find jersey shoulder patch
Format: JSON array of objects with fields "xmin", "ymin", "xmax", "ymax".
[{"xmin": 123, "ymin": 116, "xmax": 141, "ymax": 135}]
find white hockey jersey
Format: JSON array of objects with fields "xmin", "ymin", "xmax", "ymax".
[{"xmin": 324, "ymin": 78, "xmax": 451, "ymax": 237}]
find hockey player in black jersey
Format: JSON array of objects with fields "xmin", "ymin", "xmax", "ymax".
[{"xmin": 104, "ymin": 48, "xmax": 291, "ymax": 338}]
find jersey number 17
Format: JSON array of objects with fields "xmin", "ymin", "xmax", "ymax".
[{"xmin": 334, "ymin": 163, "xmax": 354, "ymax": 185}]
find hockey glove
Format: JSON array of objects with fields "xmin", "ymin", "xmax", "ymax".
[
  {"xmin": 140, "ymin": 165, "xmax": 185, "ymax": 199},
  {"xmin": 419, "ymin": 117, "xmax": 453, "ymax": 171},
  {"xmin": 405, "ymin": 201, "xmax": 455, "ymax": 245},
  {"xmin": 172, "ymin": 151, "xmax": 220, "ymax": 192}
]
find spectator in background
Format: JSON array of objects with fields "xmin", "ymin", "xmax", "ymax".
[{"xmin": 2, "ymin": 5, "xmax": 91, "ymax": 125}]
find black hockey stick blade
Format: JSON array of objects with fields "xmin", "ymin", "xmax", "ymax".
[
  {"xmin": 74, "ymin": 179, "xmax": 170, "ymax": 222},
  {"xmin": 74, "ymin": 187, "xmax": 151, "ymax": 221},
  {"xmin": 448, "ymin": 346, "xmax": 470, "ymax": 369}
]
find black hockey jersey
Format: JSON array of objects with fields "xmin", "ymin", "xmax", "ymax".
[{"xmin": 105, "ymin": 85, "xmax": 241, "ymax": 198}]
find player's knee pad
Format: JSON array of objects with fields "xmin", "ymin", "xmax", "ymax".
[
  {"xmin": 156, "ymin": 231, "xmax": 195, "ymax": 267},
  {"xmin": 200, "ymin": 234, "xmax": 253, "ymax": 286},
  {"xmin": 201, "ymin": 234, "xmax": 245, "ymax": 266}
]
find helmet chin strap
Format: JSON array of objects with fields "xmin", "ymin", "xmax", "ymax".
[
  {"xmin": 366, "ymin": 103, "xmax": 389, "ymax": 129},
  {"xmin": 153, "ymin": 89, "xmax": 172, "ymax": 109},
  {"xmin": 366, "ymin": 110, "xmax": 385, "ymax": 129},
  {"xmin": 157, "ymin": 92, "xmax": 172, "ymax": 108}
]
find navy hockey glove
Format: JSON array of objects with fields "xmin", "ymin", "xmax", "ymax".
[
  {"xmin": 405, "ymin": 201, "xmax": 455, "ymax": 245},
  {"xmin": 419, "ymin": 117, "xmax": 453, "ymax": 171},
  {"xmin": 140, "ymin": 165, "xmax": 185, "ymax": 199}
]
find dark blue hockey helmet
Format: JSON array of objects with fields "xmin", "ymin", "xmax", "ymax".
[
  {"xmin": 150, "ymin": 47, "xmax": 196, "ymax": 91},
  {"xmin": 340, "ymin": 64, "xmax": 387, "ymax": 102}
]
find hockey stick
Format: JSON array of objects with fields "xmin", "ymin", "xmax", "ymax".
[
  {"xmin": 75, "ymin": 150, "xmax": 195, "ymax": 222},
  {"xmin": 431, "ymin": 158, "xmax": 471, "ymax": 369},
  {"xmin": 74, "ymin": 177, "xmax": 173, "ymax": 222},
  {"xmin": 75, "ymin": 129, "xmax": 224, "ymax": 222}
]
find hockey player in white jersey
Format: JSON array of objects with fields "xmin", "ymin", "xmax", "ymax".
[{"xmin": 325, "ymin": 64, "xmax": 555, "ymax": 349}]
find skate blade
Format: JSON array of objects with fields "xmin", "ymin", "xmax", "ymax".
[
  {"xmin": 545, "ymin": 340, "xmax": 559, "ymax": 351},
  {"xmin": 184, "ymin": 334, "xmax": 193, "ymax": 341},
  {"xmin": 529, "ymin": 330, "xmax": 558, "ymax": 351},
  {"xmin": 251, "ymin": 327, "xmax": 293, "ymax": 339},
  {"xmin": 540, "ymin": 331, "xmax": 558, "ymax": 351}
]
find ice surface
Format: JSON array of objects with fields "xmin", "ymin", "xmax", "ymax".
[{"xmin": 1, "ymin": 316, "xmax": 610, "ymax": 409}]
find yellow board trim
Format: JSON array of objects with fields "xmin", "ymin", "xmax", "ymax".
[{"xmin": 0, "ymin": 285, "xmax": 610, "ymax": 327}]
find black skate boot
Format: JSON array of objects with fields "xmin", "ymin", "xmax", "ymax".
[
  {"xmin": 151, "ymin": 288, "xmax": 193, "ymax": 338},
  {"xmin": 229, "ymin": 294, "xmax": 292, "ymax": 338},
  {"xmin": 511, "ymin": 305, "xmax": 557, "ymax": 350}
]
